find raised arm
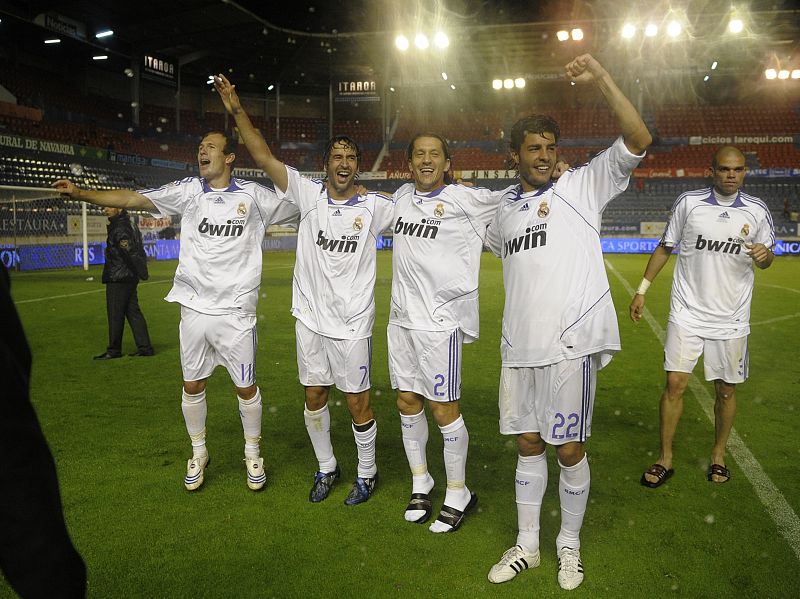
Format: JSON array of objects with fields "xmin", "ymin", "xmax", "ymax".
[
  {"xmin": 629, "ymin": 244, "xmax": 672, "ymax": 322},
  {"xmin": 52, "ymin": 179, "xmax": 155, "ymax": 211},
  {"xmin": 214, "ymin": 74, "xmax": 288, "ymax": 193},
  {"xmin": 565, "ymin": 54, "xmax": 652, "ymax": 155}
]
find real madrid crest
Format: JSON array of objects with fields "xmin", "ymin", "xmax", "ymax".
[
  {"xmin": 353, "ymin": 216, "xmax": 363, "ymax": 232},
  {"xmin": 740, "ymin": 223, "xmax": 750, "ymax": 237},
  {"xmin": 434, "ymin": 202, "xmax": 445, "ymax": 218},
  {"xmin": 237, "ymin": 202, "xmax": 247, "ymax": 216},
  {"xmin": 537, "ymin": 201, "xmax": 550, "ymax": 218}
]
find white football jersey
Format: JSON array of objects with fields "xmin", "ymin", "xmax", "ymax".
[
  {"xmin": 661, "ymin": 187, "xmax": 774, "ymax": 338},
  {"xmin": 277, "ymin": 166, "xmax": 395, "ymax": 339},
  {"xmin": 142, "ymin": 176, "xmax": 298, "ymax": 315},
  {"xmin": 486, "ymin": 137, "xmax": 644, "ymax": 367},
  {"xmin": 390, "ymin": 182, "xmax": 510, "ymax": 341}
]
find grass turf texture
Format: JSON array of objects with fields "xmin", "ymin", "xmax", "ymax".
[{"xmin": 3, "ymin": 252, "xmax": 799, "ymax": 598}]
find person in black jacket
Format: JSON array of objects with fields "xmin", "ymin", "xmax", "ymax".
[
  {"xmin": 0, "ymin": 262, "xmax": 87, "ymax": 598},
  {"xmin": 94, "ymin": 207, "xmax": 154, "ymax": 360}
]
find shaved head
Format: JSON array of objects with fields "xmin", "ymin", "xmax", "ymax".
[{"xmin": 712, "ymin": 146, "xmax": 745, "ymax": 169}]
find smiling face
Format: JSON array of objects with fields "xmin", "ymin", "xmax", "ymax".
[
  {"xmin": 197, "ymin": 132, "xmax": 234, "ymax": 184},
  {"xmin": 408, "ymin": 136, "xmax": 451, "ymax": 193},
  {"xmin": 711, "ymin": 148, "xmax": 746, "ymax": 196},
  {"xmin": 513, "ymin": 131, "xmax": 558, "ymax": 192},
  {"xmin": 325, "ymin": 140, "xmax": 359, "ymax": 198}
]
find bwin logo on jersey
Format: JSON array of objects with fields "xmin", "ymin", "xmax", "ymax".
[
  {"xmin": 317, "ymin": 230, "xmax": 357, "ymax": 253},
  {"xmin": 503, "ymin": 223, "xmax": 547, "ymax": 258},
  {"xmin": 198, "ymin": 217, "xmax": 245, "ymax": 237},
  {"xmin": 394, "ymin": 216, "xmax": 439, "ymax": 239},
  {"xmin": 695, "ymin": 234, "xmax": 742, "ymax": 255}
]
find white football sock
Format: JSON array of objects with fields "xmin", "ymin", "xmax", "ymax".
[
  {"xmin": 556, "ymin": 454, "xmax": 590, "ymax": 551},
  {"xmin": 238, "ymin": 388, "xmax": 262, "ymax": 460},
  {"xmin": 181, "ymin": 389, "xmax": 207, "ymax": 459},
  {"xmin": 401, "ymin": 410, "xmax": 434, "ymax": 522},
  {"xmin": 304, "ymin": 403, "xmax": 337, "ymax": 473},
  {"xmin": 515, "ymin": 452, "xmax": 548, "ymax": 553},
  {"xmin": 352, "ymin": 420, "xmax": 377, "ymax": 479},
  {"xmin": 440, "ymin": 415, "xmax": 471, "ymax": 509}
]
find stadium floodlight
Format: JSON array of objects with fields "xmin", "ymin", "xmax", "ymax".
[
  {"xmin": 492, "ymin": 79, "xmax": 502, "ymax": 90},
  {"xmin": 44, "ymin": 38, "xmax": 61, "ymax": 44},
  {"xmin": 441, "ymin": 72, "xmax": 448, "ymax": 80},
  {"xmin": 644, "ymin": 23, "xmax": 658, "ymax": 37},
  {"xmin": 124, "ymin": 68, "xmax": 134, "ymax": 77},
  {"xmin": 711, "ymin": 61, "xmax": 718, "ymax": 70},
  {"xmin": 666, "ymin": 21, "xmax": 682, "ymax": 37},
  {"xmin": 95, "ymin": 29, "xmax": 114, "ymax": 39},
  {"xmin": 389, "ymin": 86, "xmax": 396, "ymax": 92},
  {"xmin": 267, "ymin": 84, "xmax": 274, "ymax": 91},
  {"xmin": 728, "ymin": 19, "xmax": 743, "ymax": 34},
  {"xmin": 395, "ymin": 35, "xmax": 409, "ymax": 51},
  {"xmin": 556, "ymin": 30, "xmax": 569, "ymax": 41},
  {"xmin": 792, "ymin": 70, "xmax": 800, "ymax": 80},
  {"xmin": 514, "ymin": 78, "xmax": 525, "ymax": 88},
  {"xmin": 414, "ymin": 33, "xmax": 429, "ymax": 49},
  {"xmin": 450, "ymin": 84, "xmax": 456, "ymax": 90},
  {"xmin": 93, "ymin": 55, "xmax": 108, "ymax": 60},
  {"xmin": 434, "ymin": 31, "xmax": 449, "ymax": 48},
  {"xmin": 621, "ymin": 23, "xmax": 636, "ymax": 39},
  {"xmin": 571, "ymin": 28, "xmax": 584, "ymax": 41},
  {"xmin": 703, "ymin": 75, "xmax": 710, "ymax": 82},
  {"xmin": 503, "ymin": 78, "xmax": 513, "ymax": 89},
  {"xmin": 778, "ymin": 69, "xmax": 790, "ymax": 80},
  {"xmin": 764, "ymin": 69, "xmax": 777, "ymax": 79}
]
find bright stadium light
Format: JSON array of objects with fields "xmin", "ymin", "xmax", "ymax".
[
  {"xmin": 728, "ymin": 19, "xmax": 744, "ymax": 34},
  {"xmin": 556, "ymin": 30, "xmax": 569, "ymax": 41},
  {"xmin": 666, "ymin": 21, "xmax": 682, "ymax": 37},
  {"xmin": 792, "ymin": 70, "xmax": 800, "ymax": 79},
  {"xmin": 44, "ymin": 38, "xmax": 61, "ymax": 44},
  {"xmin": 395, "ymin": 34, "xmax": 409, "ymax": 51},
  {"xmin": 414, "ymin": 33, "xmax": 429, "ymax": 49},
  {"xmin": 492, "ymin": 79, "xmax": 502, "ymax": 90},
  {"xmin": 450, "ymin": 84, "xmax": 456, "ymax": 90},
  {"xmin": 711, "ymin": 61, "xmax": 718, "ymax": 70},
  {"xmin": 621, "ymin": 23, "xmax": 636, "ymax": 39},
  {"xmin": 267, "ymin": 84, "xmax": 274, "ymax": 91},
  {"xmin": 434, "ymin": 31, "xmax": 449, "ymax": 48},
  {"xmin": 503, "ymin": 78, "xmax": 513, "ymax": 89},
  {"xmin": 441, "ymin": 72, "xmax": 448, "ymax": 80},
  {"xmin": 644, "ymin": 23, "xmax": 658, "ymax": 37},
  {"xmin": 778, "ymin": 69, "xmax": 790, "ymax": 79},
  {"xmin": 95, "ymin": 29, "xmax": 114, "ymax": 39},
  {"xmin": 703, "ymin": 75, "xmax": 710, "ymax": 82},
  {"xmin": 93, "ymin": 55, "xmax": 108, "ymax": 60},
  {"xmin": 571, "ymin": 28, "xmax": 584, "ymax": 41},
  {"xmin": 514, "ymin": 78, "xmax": 525, "ymax": 88},
  {"xmin": 764, "ymin": 69, "xmax": 777, "ymax": 79}
]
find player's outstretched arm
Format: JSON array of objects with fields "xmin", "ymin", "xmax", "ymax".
[
  {"xmin": 745, "ymin": 242, "xmax": 774, "ymax": 269},
  {"xmin": 213, "ymin": 74, "xmax": 288, "ymax": 193},
  {"xmin": 629, "ymin": 245, "xmax": 672, "ymax": 322},
  {"xmin": 52, "ymin": 179, "xmax": 155, "ymax": 211},
  {"xmin": 565, "ymin": 54, "xmax": 652, "ymax": 156}
]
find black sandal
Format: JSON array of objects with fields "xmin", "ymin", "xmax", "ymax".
[
  {"xmin": 707, "ymin": 463, "xmax": 731, "ymax": 483},
  {"xmin": 432, "ymin": 492, "xmax": 478, "ymax": 532},
  {"xmin": 640, "ymin": 463, "xmax": 674, "ymax": 488},
  {"xmin": 405, "ymin": 492, "xmax": 432, "ymax": 524}
]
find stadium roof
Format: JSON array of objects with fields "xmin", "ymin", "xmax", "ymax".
[{"xmin": 1, "ymin": 0, "xmax": 799, "ymax": 99}]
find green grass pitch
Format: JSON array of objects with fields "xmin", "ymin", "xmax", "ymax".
[{"xmin": 3, "ymin": 252, "xmax": 799, "ymax": 598}]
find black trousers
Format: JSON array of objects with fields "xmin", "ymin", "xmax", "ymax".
[{"xmin": 105, "ymin": 281, "xmax": 153, "ymax": 355}]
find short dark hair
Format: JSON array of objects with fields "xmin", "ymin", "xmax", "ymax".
[
  {"xmin": 509, "ymin": 115, "xmax": 561, "ymax": 154},
  {"xmin": 711, "ymin": 145, "xmax": 745, "ymax": 169},
  {"xmin": 323, "ymin": 135, "xmax": 361, "ymax": 171},
  {"xmin": 202, "ymin": 130, "xmax": 237, "ymax": 156},
  {"xmin": 406, "ymin": 133, "xmax": 453, "ymax": 184}
]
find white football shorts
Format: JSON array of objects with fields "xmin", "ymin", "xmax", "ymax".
[
  {"xmin": 388, "ymin": 324, "xmax": 462, "ymax": 402},
  {"xmin": 179, "ymin": 305, "xmax": 257, "ymax": 388},
  {"xmin": 498, "ymin": 354, "xmax": 598, "ymax": 444},
  {"xmin": 664, "ymin": 321, "xmax": 748, "ymax": 384},
  {"xmin": 295, "ymin": 319, "xmax": 372, "ymax": 393}
]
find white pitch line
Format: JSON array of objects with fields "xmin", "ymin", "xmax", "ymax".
[
  {"xmin": 605, "ymin": 258, "xmax": 800, "ymax": 563},
  {"xmin": 759, "ymin": 283, "xmax": 800, "ymax": 295},
  {"xmin": 751, "ymin": 313, "xmax": 800, "ymax": 326}
]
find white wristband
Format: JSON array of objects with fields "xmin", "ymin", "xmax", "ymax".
[{"xmin": 636, "ymin": 278, "xmax": 651, "ymax": 295}]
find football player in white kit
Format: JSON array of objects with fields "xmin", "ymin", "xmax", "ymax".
[
  {"xmin": 390, "ymin": 132, "xmax": 509, "ymax": 533},
  {"xmin": 53, "ymin": 130, "xmax": 299, "ymax": 493},
  {"xmin": 484, "ymin": 54, "xmax": 651, "ymax": 590},
  {"xmin": 632, "ymin": 146, "xmax": 774, "ymax": 488},
  {"xmin": 214, "ymin": 74, "xmax": 394, "ymax": 505}
]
